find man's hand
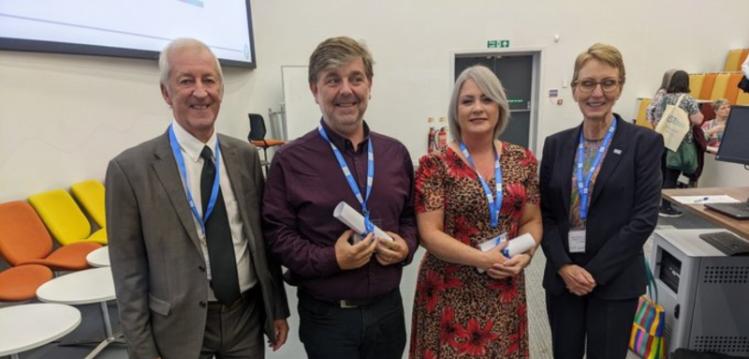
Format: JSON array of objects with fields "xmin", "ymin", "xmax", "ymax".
[
  {"xmin": 269, "ymin": 319, "xmax": 288, "ymax": 351},
  {"xmin": 374, "ymin": 231, "xmax": 409, "ymax": 266},
  {"xmin": 334, "ymin": 230, "xmax": 377, "ymax": 270},
  {"xmin": 558, "ymin": 264, "xmax": 596, "ymax": 296}
]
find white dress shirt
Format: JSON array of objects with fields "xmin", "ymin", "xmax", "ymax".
[
  {"xmin": 743, "ymin": 56, "xmax": 749, "ymax": 78},
  {"xmin": 172, "ymin": 121, "xmax": 257, "ymax": 301}
]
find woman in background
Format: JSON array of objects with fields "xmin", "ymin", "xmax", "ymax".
[
  {"xmin": 540, "ymin": 43, "xmax": 662, "ymax": 359},
  {"xmin": 703, "ymin": 98, "xmax": 730, "ymax": 148},
  {"xmin": 410, "ymin": 65, "xmax": 542, "ymax": 359},
  {"xmin": 646, "ymin": 68, "xmax": 677, "ymax": 127},
  {"xmin": 652, "ymin": 70, "xmax": 704, "ymax": 216}
]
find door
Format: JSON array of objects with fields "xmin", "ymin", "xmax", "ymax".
[{"xmin": 454, "ymin": 52, "xmax": 539, "ymax": 149}]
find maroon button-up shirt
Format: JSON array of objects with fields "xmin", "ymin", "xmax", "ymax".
[{"xmin": 262, "ymin": 120, "xmax": 417, "ymax": 301}]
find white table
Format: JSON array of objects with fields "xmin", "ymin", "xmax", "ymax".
[
  {"xmin": 86, "ymin": 246, "xmax": 110, "ymax": 267},
  {"xmin": 0, "ymin": 303, "xmax": 81, "ymax": 359},
  {"xmin": 36, "ymin": 267, "xmax": 118, "ymax": 359}
]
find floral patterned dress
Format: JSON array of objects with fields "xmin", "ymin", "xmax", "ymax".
[{"xmin": 410, "ymin": 143, "xmax": 540, "ymax": 359}]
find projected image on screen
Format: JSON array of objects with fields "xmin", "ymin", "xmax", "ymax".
[{"xmin": 0, "ymin": 0, "xmax": 255, "ymax": 67}]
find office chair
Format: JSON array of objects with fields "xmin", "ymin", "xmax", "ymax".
[{"xmin": 247, "ymin": 113, "xmax": 285, "ymax": 172}]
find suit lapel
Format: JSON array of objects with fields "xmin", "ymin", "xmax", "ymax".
[
  {"xmin": 220, "ymin": 137, "xmax": 258, "ymax": 253},
  {"xmin": 559, "ymin": 126, "xmax": 580, "ymax": 217},
  {"xmin": 590, "ymin": 117, "xmax": 625, "ymax": 206},
  {"xmin": 152, "ymin": 133, "xmax": 203, "ymax": 255}
]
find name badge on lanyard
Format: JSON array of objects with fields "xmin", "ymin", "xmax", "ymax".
[
  {"xmin": 318, "ymin": 125, "xmax": 375, "ymax": 234},
  {"xmin": 459, "ymin": 143, "xmax": 503, "ymax": 229},
  {"xmin": 168, "ymin": 124, "xmax": 222, "ymax": 234}
]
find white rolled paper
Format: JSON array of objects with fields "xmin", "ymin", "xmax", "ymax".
[
  {"xmin": 477, "ymin": 233, "xmax": 536, "ymax": 273},
  {"xmin": 333, "ymin": 202, "xmax": 393, "ymax": 241}
]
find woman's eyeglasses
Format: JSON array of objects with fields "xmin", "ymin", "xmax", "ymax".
[{"xmin": 573, "ymin": 78, "xmax": 621, "ymax": 93}]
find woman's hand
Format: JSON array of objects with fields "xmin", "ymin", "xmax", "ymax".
[{"xmin": 486, "ymin": 253, "xmax": 531, "ymax": 279}]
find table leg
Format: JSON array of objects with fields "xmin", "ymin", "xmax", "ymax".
[
  {"xmin": 11, "ymin": 354, "xmax": 20, "ymax": 359},
  {"xmin": 83, "ymin": 301, "xmax": 116, "ymax": 359}
]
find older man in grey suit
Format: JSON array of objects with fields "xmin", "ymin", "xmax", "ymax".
[{"xmin": 106, "ymin": 38, "xmax": 289, "ymax": 359}]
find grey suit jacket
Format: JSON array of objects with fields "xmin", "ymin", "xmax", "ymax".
[{"xmin": 106, "ymin": 132, "xmax": 289, "ymax": 359}]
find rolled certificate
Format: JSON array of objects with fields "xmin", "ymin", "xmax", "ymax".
[
  {"xmin": 333, "ymin": 201, "xmax": 393, "ymax": 241},
  {"xmin": 477, "ymin": 233, "xmax": 536, "ymax": 273}
]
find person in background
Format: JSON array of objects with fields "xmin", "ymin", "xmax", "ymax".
[
  {"xmin": 703, "ymin": 98, "xmax": 730, "ymax": 148},
  {"xmin": 652, "ymin": 70, "xmax": 704, "ymax": 216},
  {"xmin": 540, "ymin": 43, "xmax": 662, "ymax": 359},
  {"xmin": 410, "ymin": 65, "xmax": 542, "ymax": 359},
  {"xmin": 646, "ymin": 68, "xmax": 677, "ymax": 127},
  {"xmin": 263, "ymin": 36, "xmax": 418, "ymax": 359},
  {"xmin": 106, "ymin": 38, "xmax": 289, "ymax": 359}
]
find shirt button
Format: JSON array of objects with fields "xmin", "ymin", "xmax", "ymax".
[{"xmin": 199, "ymin": 301, "xmax": 207, "ymax": 308}]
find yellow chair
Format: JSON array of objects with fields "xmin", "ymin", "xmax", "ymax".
[
  {"xmin": 724, "ymin": 73, "xmax": 743, "ymax": 104},
  {"xmin": 70, "ymin": 180, "xmax": 105, "ymax": 229},
  {"xmin": 28, "ymin": 190, "xmax": 107, "ymax": 245},
  {"xmin": 699, "ymin": 73, "xmax": 718, "ymax": 100},
  {"xmin": 689, "ymin": 73, "xmax": 704, "ymax": 99},
  {"xmin": 724, "ymin": 49, "xmax": 742, "ymax": 72},
  {"xmin": 709, "ymin": 73, "xmax": 730, "ymax": 101},
  {"xmin": 737, "ymin": 90, "xmax": 749, "ymax": 106},
  {"xmin": 634, "ymin": 98, "xmax": 653, "ymax": 129},
  {"xmin": 739, "ymin": 49, "xmax": 749, "ymax": 70}
]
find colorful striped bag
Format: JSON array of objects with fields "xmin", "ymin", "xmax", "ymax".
[{"xmin": 629, "ymin": 260, "xmax": 667, "ymax": 359}]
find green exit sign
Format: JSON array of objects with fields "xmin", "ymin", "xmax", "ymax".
[{"xmin": 487, "ymin": 40, "xmax": 510, "ymax": 48}]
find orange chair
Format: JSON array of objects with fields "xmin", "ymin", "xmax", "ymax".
[
  {"xmin": 724, "ymin": 73, "xmax": 744, "ymax": 104},
  {"xmin": 699, "ymin": 73, "xmax": 718, "ymax": 100},
  {"xmin": 689, "ymin": 73, "xmax": 705, "ymax": 99},
  {"xmin": 0, "ymin": 201, "xmax": 100, "ymax": 270},
  {"xmin": 0, "ymin": 264, "xmax": 53, "ymax": 301}
]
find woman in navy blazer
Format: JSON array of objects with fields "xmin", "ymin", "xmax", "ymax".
[{"xmin": 539, "ymin": 43, "xmax": 663, "ymax": 359}]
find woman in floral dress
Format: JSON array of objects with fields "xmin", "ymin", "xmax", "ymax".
[{"xmin": 410, "ymin": 65, "xmax": 542, "ymax": 359}]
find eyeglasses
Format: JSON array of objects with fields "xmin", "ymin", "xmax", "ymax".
[{"xmin": 573, "ymin": 78, "xmax": 621, "ymax": 93}]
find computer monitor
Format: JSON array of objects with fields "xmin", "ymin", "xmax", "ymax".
[{"xmin": 716, "ymin": 105, "xmax": 749, "ymax": 166}]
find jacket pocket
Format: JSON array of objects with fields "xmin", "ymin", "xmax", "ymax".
[{"xmin": 148, "ymin": 294, "xmax": 171, "ymax": 316}]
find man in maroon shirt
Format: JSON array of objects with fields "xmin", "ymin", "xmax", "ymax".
[{"xmin": 262, "ymin": 36, "xmax": 418, "ymax": 358}]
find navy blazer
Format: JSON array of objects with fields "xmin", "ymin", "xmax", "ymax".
[{"xmin": 540, "ymin": 115, "xmax": 663, "ymax": 300}]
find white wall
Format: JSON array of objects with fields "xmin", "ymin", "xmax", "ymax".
[{"xmin": 1, "ymin": 0, "xmax": 748, "ymax": 201}]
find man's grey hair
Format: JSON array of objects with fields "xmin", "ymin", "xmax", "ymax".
[{"xmin": 158, "ymin": 38, "xmax": 223, "ymax": 86}]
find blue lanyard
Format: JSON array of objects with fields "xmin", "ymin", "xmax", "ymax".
[
  {"xmin": 575, "ymin": 119, "xmax": 617, "ymax": 221},
  {"xmin": 459, "ymin": 143, "xmax": 503, "ymax": 228},
  {"xmin": 168, "ymin": 124, "xmax": 222, "ymax": 234},
  {"xmin": 318, "ymin": 125, "xmax": 375, "ymax": 234}
]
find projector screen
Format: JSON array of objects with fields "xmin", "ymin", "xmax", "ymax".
[{"xmin": 0, "ymin": 0, "xmax": 256, "ymax": 68}]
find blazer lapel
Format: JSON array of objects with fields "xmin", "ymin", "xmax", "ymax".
[
  {"xmin": 220, "ymin": 138, "xmax": 258, "ymax": 252},
  {"xmin": 152, "ymin": 133, "xmax": 203, "ymax": 255},
  {"xmin": 590, "ymin": 117, "xmax": 625, "ymax": 206},
  {"xmin": 559, "ymin": 126, "xmax": 580, "ymax": 218}
]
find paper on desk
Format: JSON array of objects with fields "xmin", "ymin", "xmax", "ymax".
[
  {"xmin": 672, "ymin": 195, "xmax": 741, "ymax": 204},
  {"xmin": 333, "ymin": 202, "xmax": 393, "ymax": 241}
]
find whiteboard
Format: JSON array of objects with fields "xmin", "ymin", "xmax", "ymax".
[{"xmin": 281, "ymin": 66, "xmax": 321, "ymax": 141}]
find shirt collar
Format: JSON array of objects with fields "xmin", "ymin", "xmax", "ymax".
[
  {"xmin": 319, "ymin": 119, "xmax": 371, "ymax": 152},
  {"xmin": 171, "ymin": 120, "xmax": 218, "ymax": 163}
]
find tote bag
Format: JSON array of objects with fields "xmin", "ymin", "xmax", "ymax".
[
  {"xmin": 665, "ymin": 137, "xmax": 698, "ymax": 174},
  {"xmin": 629, "ymin": 260, "xmax": 667, "ymax": 359},
  {"xmin": 655, "ymin": 95, "xmax": 690, "ymax": 152}
]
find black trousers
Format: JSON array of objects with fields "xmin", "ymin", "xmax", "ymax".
[
  {"xmin": 298, "ymin": 289, "xmax": 406, "ymax": 359},
  {"xmin": 546, "ymin": 292, "xmax": 638, "ymax": 359},
  {"xmin": 661, "ymin": 151, "xmax": 683, "ymax": 209}
]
